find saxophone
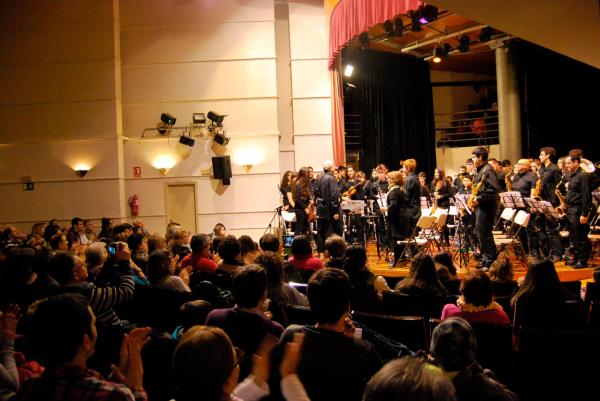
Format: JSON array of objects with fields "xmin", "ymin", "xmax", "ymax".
[
  {"xmin": 505, "ymin": 167, "xmax": 513, "ymax": 191},
  {"xmin": 532, "ymin": 172, "xmax": 543, "ymax": 201},
  {"xmin": 467, "ymin": 179, "xmax": 484, "ymax": 210},
  {"xmin": 554, "ymin": 176, "xmax": 566, "ymax": 218}
]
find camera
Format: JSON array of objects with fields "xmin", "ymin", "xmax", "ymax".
[
  {"xmin": 107, "ymin": 242, "xmax": 119, "ymax": 255},
  {"xmin": 283, "ymin": 235, "xmax": 294, "ymax": 248}
]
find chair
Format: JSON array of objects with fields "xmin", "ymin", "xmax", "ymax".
[
  {"xmin": 352, "ymin": 311, "xmax": 428, "ymax": 352},
  {"xmin": 560, "ymin": 281, "xmax": 582, "ymax": 298},
  {"xmin": 351, "ymin": 289, "xmax": 381, "ymax": 313},
  {"xmin": 583, "ymin": 281, "xmax": 600, "ymax": 304},
  {"xmin": 396, "ymin": 215, "xmax": 438, "ymax": 264},
  {"xmin": 492, "ymin": 207, "xmax": 517, "ymax": 236},
  {"xmin": 382, "ymin": 291, "xmax": 448, "ymax": 318},
  {"xmin": 283, "ymin": 304, "xmax": 316, "ymax": 325},
  {"xmin": 494, "ymin": 210, "xmax": 530, "ymax": 268}
]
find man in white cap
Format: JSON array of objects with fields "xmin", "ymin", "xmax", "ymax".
[{"xmin": 315, "ymin": 160, "xmax": 342, "ymax": 255}]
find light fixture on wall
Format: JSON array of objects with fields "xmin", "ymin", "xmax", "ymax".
[
  {"xmin": 152, "ymin": 155, "xmax": 176, "ymax": 176},
  {"xmin": 207, "ymin": 111, "xmax": 230, "ymax": 146},
  {"xmin": 343, "ymin": 64, "xmax": 354, "ymax": 77},
  {"xmin": 176, "ymin": 133, "xmax": 195, "ymax": 160},
  {"xmin": 74, "ymin": 164, "xmax": 91, "ymax": 178},
  {"xmin": 432, "ymin": 45, "xmax": 443, "ymax": 63},
  {"xmin": 233, "ymin": 146, "xmax": 262, "ymax": 173},
  {"xmin": 157, "ymin": 113, "xmax": 177, "ymax": 135}
]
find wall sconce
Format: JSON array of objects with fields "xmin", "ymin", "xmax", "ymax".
[
  {"xmin": 233, "ymin": 146, "xmax": 262, "ymax": 173},
  {"xmin": 152, "ymin": 155, "xmax": 176, "ymax": 176},
  {"xmin": 74, "ymin": 164, "xmax": 91, "ymax": 178}
]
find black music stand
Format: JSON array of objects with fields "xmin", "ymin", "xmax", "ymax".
[{"xmin": 452, "ymin": 194, "xmax": 478, "ymax": 270}]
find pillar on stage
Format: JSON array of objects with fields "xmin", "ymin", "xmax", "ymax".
[{"xmin": 495, "ymin": 43, "xmax": 522, "ymax": 163}]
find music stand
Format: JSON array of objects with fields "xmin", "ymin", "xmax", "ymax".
[
  {"xmin": 500, "ymin": 191, "xmax": 526, "ymax": 209},
  {"xmin": 527, "ymin": 198, "xmax": 563, "ymax": 259},
  {"xmin": 452, "ymin": 194, "xmax": 478, "ymax": 271}
]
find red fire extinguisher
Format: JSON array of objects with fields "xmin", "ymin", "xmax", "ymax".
[{"xmin": 129, "ymin": 194, "xmax": 140, "ymax": 216}]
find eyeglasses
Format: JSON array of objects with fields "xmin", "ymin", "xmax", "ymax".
[{"xmin": 234, "ymin": 347, "xmax": 245, "ymax": 367}]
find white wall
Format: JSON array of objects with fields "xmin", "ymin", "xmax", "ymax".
[
  {"xmin": 0, "ymin": 0, "xmax": 123, "ymax": 232},
  {"xmin": 289, "ymin": 0, "xmax": 333, "ymax": 170}
]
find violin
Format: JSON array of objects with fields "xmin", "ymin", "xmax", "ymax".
[{"xmin": 343, "ymin": 183, "xmax": 360, "ymax": 197}]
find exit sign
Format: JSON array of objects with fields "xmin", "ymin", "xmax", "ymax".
[{"xmin": 23, "ymin": 182, "xmax": 34, "ymax": 191}]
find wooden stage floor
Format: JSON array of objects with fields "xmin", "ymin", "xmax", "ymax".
[{"xmin": 365, "ymin": 242, "xmax": 598, "ymax": 283}]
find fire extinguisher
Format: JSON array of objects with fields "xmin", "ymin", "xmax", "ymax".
[{"xmin": 129, "ymin": 194, "xmax": 140, "ymax": 216}]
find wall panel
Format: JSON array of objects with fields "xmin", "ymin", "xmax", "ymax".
[
  {"xmin": 292, "ymin": 98, "xmax": 332, "ymax": 135},
  {"xmin": 122, "ymin": 22, "xmax": 275, "ymax": 64},
  {"xmin": 291, "ymin": 59, "xmax": 331, "ymax": 98},
  {"xmin": 294, "ymin": 135, "xmax": 334, "ymax": 170},
  {"xmin": 0, "ymin": 1, "xmax": 114, "ymax": 25},
  {"xmin": 122, "ymin": 60, "xmax": 277, "ymax": 102},
  {"xmin": 289, "ymin": 0, "xmax": 329, "ymax": 60}
]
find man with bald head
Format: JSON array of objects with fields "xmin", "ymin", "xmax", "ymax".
[{"xmin": 315, "ymin": 160, "xmax": 342, "ymax": 255}]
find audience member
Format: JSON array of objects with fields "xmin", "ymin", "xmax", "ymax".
[
  {"xmin": 49, "ymin": 234, "xmax": 68, "ymax": 251},
  {"xmin": 343, "ymin": 245, "xmax": 390, "ymax": 295},
  {"xmin": 0, "ymin": 304, "xmax": 20, "ymax": 393},
  {"xmin": 127, "ymin": 234, "xmax": 149, "ymax": 273},
  {"xmin": 205, "ymin": 265, "xmax": 284, "ymax": 379},
  {"xmin": 278, "ymin": 268, "xmax": 382, "ymax": 401},
  {"xmin": 255, "ymin": 252, "xmax": 308, "ymax": 307},
  {"xmin": 147, "ymin": 233, "xmax": 166, "ymax": 255},
  {"xmin": 217, "ymin": 235, "xmax": 244, "ymax": 276},
  {"xmin": 363, "ymin": 356, "xmax": 456, "ymax": 401},
  {"xmin": 430, "ymin": 317, "xmax": 517, "ymax": 401},
  {"xmin": 259, "ymin": 234, "xmax": 281, "ymax": 253},
  {"xmin": 85, "ymin": 242, "xmax": 108, "ymax": 282},
  {"xmin": 180, "ymin": 234, "xmax": 217, "ymax": 273},
  {"xmin": 147, "ymin": 250, "xmax": 190, "ymax": 292},
  {"xmin": 441, "ymin": 270, "xmax": 510, "ymax": 325},
  {"xmin": 324, "ymin": 235, "xmax": 346, "ymax": 269},
  {"xmin": 433, "ymin": 251, "xmax": 457, "ymax": 279},
  {"xmin": 288, "ymin": 235, "xmax": 323, "ymax": 282},
  {"xmin": 17, "ymin": 294, "xmax": 151, "ymax": 401},
  {"xmin": 395, "ymin": 254, "xmax": 449, "ymax": 298},
  {"xmin": 172, "ymin": 325, "xmax": 308, "ymax": 401},
  {"xmin": 239, "ymin": 235, "xmax": 260, "ymax": 266},
  {"xmin": 213, "ymin": 223, "xmax": 227, "ymax": 239}
]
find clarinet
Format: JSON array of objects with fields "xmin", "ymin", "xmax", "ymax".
[{"xmin": 377, "ymin": 185, "xmax": 390, "ymax": 239}]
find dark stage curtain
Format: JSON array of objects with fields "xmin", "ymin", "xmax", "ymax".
[
  {"xmin": 518, "ymin": 41, "xmax": 600, "ymax": 161},
  {"xmin": 351, "ymin": 49, "xmax": 436, "ymax": 175}
]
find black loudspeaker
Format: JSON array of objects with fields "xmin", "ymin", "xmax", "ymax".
[{"xmin": 212, "ymin": 156, "xmax": 232, "ymax": 185}]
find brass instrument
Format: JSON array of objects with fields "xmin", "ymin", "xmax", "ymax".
[
  {"xmin": 467, "ymin": 179, "xmax": 484, "ymax": 210},
  {"xmin": 554, "ymin": 176, "xmax": 567, "ymax": 219},
  {"xmin": 532, "ymin": 172, "xmax": 543, "ymax": 201},
  {"xmin": 505, "ymin": 167, "xmax": 513, "ymax": 191}
]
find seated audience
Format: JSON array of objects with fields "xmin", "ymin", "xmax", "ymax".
[
  {"xmin": 49, "ymin": 234, "xmax": 68, "ymax": 251},
  {"xmin": 239, "ymin": 235, "xmax": 260, "ymax": 266},
  {"xmin": 98, "ymin": 217, "xmax": 113, "ymax": 241},
  {"xmin": 147, "ymin": 233, "xmax": 166, "ymax": 255},
  {"xmin": 488, "ymin": 257, "xmax": 517, "ymax": 297},
  {"xmin": 363, "ymin": 356, "xmax": 456, "ymax": 401},
  {"xmin": 205, "ymin": 265, "xmax": 284, "ymax": 379},
  {"xmin": 395, "ymin": 254, "xmax": 449, "ymax": 298},
  {"xmin": 0, "ymin": 305, "xmax": 20, "ymax": 393},
  {"xmin": 278, "ymin": 268, "xmax": 382, "ymax": 401},
  {"xmin": 255, "ymin": 252, "xmax": 308, "ymax": 307},
  {"xmin": 0, "ymin": 247, "xmax": 36, "ymax": 308},
  {"xmin": 172, "ymin": 325, "xmax": 308, "ymax": 401},
  {"xmin": 343, "ymin": 245, "xmax": 390, "ymax": 295},
  {"xmin": 433, "ymin": 251, "xmax": 458, "ymax": 280},
  {"xmin": 85, "ymin": 242, "xmax": 108, "ymax": 282},
  {"xmin": 49, "ymin": 247, "xmax": 135, "ymax": 328},
  {"xmin": 180, "ymin": 234, "xmax": 217, "ymax": 274},
  {"xmin": 213, "ymin": 223, "xmax": 227, "ymax": 239},
  {"xmin": 168, "ymin": 228, "xmax": 192, "ymax": 262},
  {"xmin": 17, "ymin": 294, "xmax": 151, "ymax": 401},
  {"xmin": 127, "ymin": 233, "xmax": 149, "ymax": 273},
  {"xmin": 323, "ymin": 235, "xmax": 346, "ymax": 269},
  {"xmin": 217, "ymin": 235, "xmax": 244, "ymax": 276},
  {"xmin": 441, "ymin": 270, "xmax": 510, "ymax": 325},
  {"xmin": 430, "ymin": 317, "xmax": 517, "ymax": 401},
  {"xmin": 147, "ymin": 250, "xmax": 190, "ymax": 292},
  {"xmin": 288, "ymin": 236, "xmax": 323, "ymax": 282},
  {"xmin": 259, "ymin": 234, "xmax": 281, "ymax": 254}
]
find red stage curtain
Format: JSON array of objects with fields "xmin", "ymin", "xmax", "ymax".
[
  {"xmin": 328, "ymin": 0, "xmax": 421, "ymax": 70},
  {"xmin": 331, "ymin": 57, "xmax": 345, "ymax": 166}
]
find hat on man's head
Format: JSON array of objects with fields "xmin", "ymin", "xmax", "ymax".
[{"xmin": 430, "ymin": 317, "xmax": 477, "ymax": 372}]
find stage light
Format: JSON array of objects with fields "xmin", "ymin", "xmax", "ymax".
[
  {"xmin": 157, "ymin": 113, "xmax": 176, "ymax": 134},
  {"xmin": 359, "ymin": 32, "xmax": 369, "ymax": 48},
  {"xmin": 432, "ymin": 45, "xmax": 443, "ymax": 63},
  {"xmin": 411, "ymin": 11, "xmax": 422, "ymax": 31},
  {"xmin": 343, "ymin": 64, "xmax": 354, "ymax": 77},
  {"xmin": 479, "ymin": 27, "xmax": 494, "ymax": 42},
  {"xmin": 394, "ymin": 18, "xmax": 404, "ymax": 36},
  {"xmin": 207, "ymin": 111, "xmax": 226, "ymax": 125},
  {"xmin": 442, "ymin": 43, "xmax": 452, "ymax": 58},
  {"xmin": 213, "ymin": 132, "xmax": 230, "ymax": 146},
  {"xmin": 383, "ymin": 20, "xmax": 394, "ymax": 37},
  {"xmin": 418, "ymin": 5, "xmax": 438, "ymax": 24},
  {"xmin": 458, "ymin": 34, "xmax": 470, "ymax": 52},
  {"xmin": 192, "ymin": 113, "xmax": 206, "ymax": 125}
]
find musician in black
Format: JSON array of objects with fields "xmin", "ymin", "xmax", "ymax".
[
  {"xmin": 418, "ymin": 172, "xmax": 431, "ymax": 200},
  {"xmin": 453, "ymin": 165, "xmax": 467, "ymax": 193},
  {"xmin": 293, "ymin": 167, "xmax": 312, "ymax": 236},
  {"xmin": 564, "ymin": 153, "xmax": 592, "ymax": 268},
  {"xmin": 512, "ymin": 159, "xmax": 538, "ymax": 255},
  {"xmin": 337, "ymin": 165, "xmax": 353, "ymax": 194},
  {"xmin": 369, "ymin": 164, "xmax": 390, "ymax": 246},
  {"xmin": 315, "ymin": 160, "xmax": 342, "ymax": 254},
  {"xmin": 537, "ymin": 147, "xmax": 564, "ymax": 260},
  {"xmin": 402, "ymin": 159, "xmax": 421, "ymax": 234},
  {"xmin": 471, "ymin": 147, "xmax": 502, "ymax": 269},
  {"xmin": 383, "ymin": 171, "xmax": 408, "ymax": 263}
]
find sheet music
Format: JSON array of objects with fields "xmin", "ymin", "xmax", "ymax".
[
  {"xmin": 342, "ymin": 199, "xmax": 365, "ymax": 213},
  {"xmin": 454, "ymin": 194, "xmax": 472, "ymax": 215},
  {"xmin": 500, "ymin": 191, "xmax": 526, "ymax": 208}
]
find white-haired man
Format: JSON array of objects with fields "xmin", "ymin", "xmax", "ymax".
[{"xmin": 315, "ymin": 160, "xmax": 342, "ymax": 255}]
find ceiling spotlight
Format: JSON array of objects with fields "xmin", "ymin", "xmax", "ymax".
[
  {"xmin": 432, "ymin": 45, "xmax": 443, "ymax": 63},
  {"xmin": 213, "ymin": 132, "xmax": 230, "ymax": 146},
  {"xmin": 411, "ymin": 11, "xmax": 422, "ymax": 31},
  {"xmin": 458, "ymin": 34, "xmax": 470, "ymax": 52},
  {"xmin": 479, "ymin": 27, "xmax": 494, "ymax": 42},
  {"xmin": 207, "ymin": 111, "xmax": 227, "ymax": 126},
  {"xmin": 418, "ymin": 5, "xmax": 438, "ymax": 24},
  {"xmin": 442, "ymin": 43, "xmax": 452, "ymax": 58},
  {"xmin": 176, "ymin": 134, "xmax": 195, "ymax": 159},
  {"xmin": 394, "ymin": 18, "xmax": 404, "ymax": 36},
  {"xmin": 192, "ymin": 113, "xmax": 206, "ymax": 125},
  {"xmin": 383, "ymin": 20, "xmax": 394, "ymax": 37},
  {"xmin": 343, "ymin": 64, "xmax": 354, "ymax": 77},
  {"xmin": 358, "ymin": 31, "xmax": 369, "ymax": 48},
  {"xmin": 157, "ymin": 113, "xmax": 176, "ymax": 134},
  {"xmin": 178, "ymin": 135, "xmax": 195, "ymax": 148}
]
